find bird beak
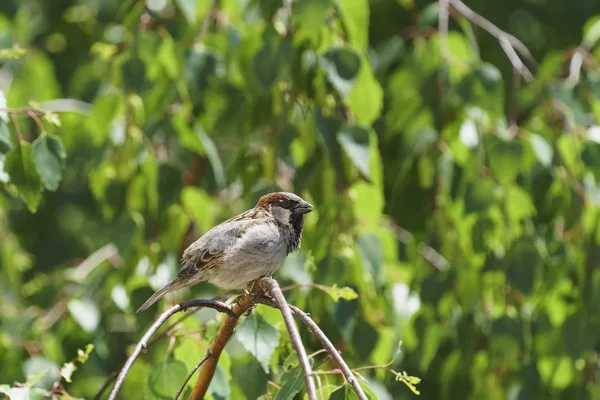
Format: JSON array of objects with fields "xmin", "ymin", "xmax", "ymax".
[{"xmin": 294, "ymin": 200, "xmax": 314, "ymax": 214}]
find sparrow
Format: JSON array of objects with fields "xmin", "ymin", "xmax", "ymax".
[{"xmin": 136, "ymin": 192, "xmax": 313, "ymax": 312}]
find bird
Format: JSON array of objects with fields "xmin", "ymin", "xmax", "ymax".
[{"xmin": 136, "ymin": 192, "xmax": 313, "ymax": 312}]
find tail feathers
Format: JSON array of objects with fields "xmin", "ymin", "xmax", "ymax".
[{"xmin": 136, "ymin": 281, "xmax": 176, "ymax": 313}]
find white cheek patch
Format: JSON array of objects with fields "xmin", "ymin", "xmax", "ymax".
[{"xmin": 270, "ymin": 206, "xmax": 292, "ymax": 226}]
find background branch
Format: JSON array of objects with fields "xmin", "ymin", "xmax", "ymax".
[
  {"xmin": 449, "ymin": 0, "xmax": 537, "ymax": 79},
  {"xmin": 261, "ymin": 278, "xmax": 317, "ymax": 400}
]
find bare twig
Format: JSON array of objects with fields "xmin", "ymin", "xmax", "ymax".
[
  {"xmin": 258, "ymin": 296, "xmax": 368, "ymax": 400},
  {"xmin": 26, "ymin": 110, "xmax": 46, "ymax": 133},
  {"xmin": 448, "ymin": 0, "xmax": 536, "ymax": 82},
  {"xmin": 174, "ymin": 352, "xmax": 211, "ymax": 400},
  {"xmin": 568, "ymin": 48, "xmax": 584, "ymax": 84},
  {"xmin": 498, "ymin": 37, "xmax": 533, "ymax": 82},
  {"xmin": 10, "ymin": 112, "xmax": 22, "ymax": 141},
  {"xmin": 107, "ymin": 299, "xmax": 233, "ymax": 400},
  {"xmin": 69, "ymin": 243, "xmax": 122, "ymax": 282},
  {"xmin": 438, "ymin": 0, "xmax": 450, "ymax": 63},
  {"xmin": 261, "ymin": 278, "xmax": 317, "ymax": 400},
  {"xmin": 197, "ymin": 0, "xmax": 218, "ymax": 44},
  {"xmin": 448, "ymin": 0, "xmax": 536, "ymax": 66}
]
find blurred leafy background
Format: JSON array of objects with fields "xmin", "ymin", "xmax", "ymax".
[{"xmin": 1, "ymin": 0, "xmax": 600, "ymax": 398}]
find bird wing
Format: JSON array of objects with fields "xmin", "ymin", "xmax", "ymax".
[
  {"xmin": 179, "ymin": 208, "xmax": 272, "ymax": 276},
  {"xmin": 136, "ymin": 207, "xmax": 273, "ymax": 312}
]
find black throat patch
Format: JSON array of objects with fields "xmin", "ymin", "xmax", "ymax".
[{"xmin": 285, "ymin": 213, "xmax": 305, "ymax": 254}]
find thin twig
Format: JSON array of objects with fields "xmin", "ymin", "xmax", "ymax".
[
  {"xmin": 197, "ymin": 0, "xmax": 218, "ymax": 44},
  {"xmin": 174, "ymin": 352, "xmax": 211, "ymax": 400},
  {"xmin": 438, "ymin": 0, "xmax": 450, "ymax": 63},
  {"xmin": 26, "ymin": 110, "xmax": 46, "ymax": 133},
  {"xmin": 498, "ymin": 37, "xmax": 533, "ymax": 82},
  {"xmin": 258, "ymin": 296, "xmax": 368, "ymax": 400},
  {"xmin": 261, "ymin": 278, "xmax": 317, "ymax": 400},
  {"xmin": 448, "ymin": 0, "xmax": 537, "ymax": 68},
  {"xmin": 69, "ymin": 243, "xmax": 122, "ymax": 282},
  {"xmin": 10, "ymin": 112, "xmax": 22, "ymax": 141},
  {"xmin": 93, "ymin": 308, "xmax": 210, "ymax": 400},
  {"xmin": 568, "ymin": 48, "xmax": 584, "ymax": 84},
  {"xmin": 107, "ymin": 299, "xmax": 233, "ymax": 400}
]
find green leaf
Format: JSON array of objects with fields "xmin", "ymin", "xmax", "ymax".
[
  {"xmin": 329, "ymin": 384, "xmax": 359, "ymax": 400},
  {"xmin": 148, "ymin": 359, "xmax": 188, "ymax": 398},
  {"xmin": 320, "ymin": 47, "xmax": 361, "ymax": 97},
  {"xmin": 337, "ymin": 125, "xmax": 371, "ymax": 178},
  {"xmin": 23, "ymin": 356, "xmax": 60, "ymax": 389},
  {"xmin": 529, "ymin": 134, "xmax": 553, "ymax": 167},
  {"xmin": 32, "ymin": 133, "xmax": 66, "ymax": 191},
  {"xmin": 77, "ymin": 344, "xmax": 94, "ymax": 363},
  {"xmin": 68, "ymin": 299, "xmax": 100, "ymax": 333},
  {"xmin": 504, "ymin": 243, "xmax": 538, "ymax": 295},
  {"xmin": 60, "ymin": 362, "xmax": 76, "ymax": 383},
  {"xmin": 487, "ymin": 138, "xmax": 525, "ymax": 183},
  {"xmin": 583, "ymin": 15, "xmax": 600, "ymax": 48},
  {"xmin": 337, "ymin": 0, "xmax": 369, "ymax": 48},
  {"xmin": 295, "ymin": 0, "xmax": 330, "ymax": 45},
  {"xmin": 464, "ymin": 180, "xmax": 502, "ymax": 214},
  {"xmin": 236, "ymin": 311, "xmax": 280, "ymax": 373},
  {"xmin": 89, "ymin": 92, "xmax": 123, "ymax": 144},
  {"xmin": 326, "ymin": 284, "xmax": 359, "ymax": 302},
  {"xmin": 175, "ymin": 0, "xmax": 197, "ymax": 25},
  {"xmin": 195, "ymin": 123, "xmax": 226, "ymax": 188},
  {"xmin": 4, "ymin": 141, "xmax": 43, "ymax": 212},
  {"xmin": 358, "ymin": 234, "xmax": 383, "ymax": 286},
  {"xmin": 0, "ymin": 121, "xmax": 13, "ymax": 154},
  {"xmin": 346, "ymin": 53, "xmax": 383, "ymax": 125},
  {"xmin": 253, "ymin": 28, "xmax": 292, "ymax": 90},
  {"xmin": 274, "ymin": 365, "xmax": 304, "ymax": 400},
  {"xmin": 207, "ymin": 363, "xmax": 230, "ymax": 400},
  {"xmin": 563, "ymin": 314, "xmax": 596, "ymax": 358}
]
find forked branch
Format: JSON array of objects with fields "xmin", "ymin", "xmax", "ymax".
[
  {"xmin": 106, "ymin": 299, "xmax": 233, "ymax": 400},
  {"xmin": 260, "ymin": 278, "xmax": 317, "ymax": 400},
  {"xmin": 258, "ymin": 296, "xmax": 368, "ymax": 400}
]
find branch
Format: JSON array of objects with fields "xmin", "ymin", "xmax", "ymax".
[
  {"xmin": 174, "ymin": 352, "xmax": 210, "ymax": 400},
  {"xmin": 107, "ymin": 299, "xmax": 233, "ymax": 400},
  {"xmin": 258, "ymin": 297, "xmax": 368, "ymax": 400},
  {"xmin": 448, "ymin": 0, "xmax": 536, "ymax": 81},
  {"xmin": 260, "ymin": 278, "xmax": 317, "ymax": 400},
  {"xmin": 190, "ymin": 286, "xmax": 263, "ymax": 399}
]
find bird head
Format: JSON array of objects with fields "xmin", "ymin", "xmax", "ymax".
[{"xmin": 257, "ymin": 192, "xmax": 313, "ymax": 227}]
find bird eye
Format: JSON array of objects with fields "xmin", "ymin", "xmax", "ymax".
[{"xmin": 280, "ymin": 199, "xmax": 293, "ymax": 208}]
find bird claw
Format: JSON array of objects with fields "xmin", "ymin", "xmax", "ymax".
[{"xmin": 243, "ymin": 304, "xmax": 256, "ymax": 316}]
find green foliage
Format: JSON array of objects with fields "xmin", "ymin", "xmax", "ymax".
[{"xmin": 1, "ymin": 0, "xmax": 600, "ymax": 399}]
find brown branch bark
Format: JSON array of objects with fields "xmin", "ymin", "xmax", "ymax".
[{"xmin": 190, "ymin": 286, "xmax": 263, "ymax": 399}]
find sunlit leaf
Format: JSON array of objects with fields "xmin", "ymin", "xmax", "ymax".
[
  {"xmin": 237, "ymin": 311, "xmax": 280, "ymax": 373},
  {"xmin": 148, "ymin": 359, "xmax": 188, "ymax": 398},
  {"xmin": 68, "ymin": 299, "xmax": 100, "ymax": 333}
]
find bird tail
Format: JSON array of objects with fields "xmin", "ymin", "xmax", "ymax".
[{"xmin": 136, "ymin": 280, "xmax": 178, "ymax": 313}]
